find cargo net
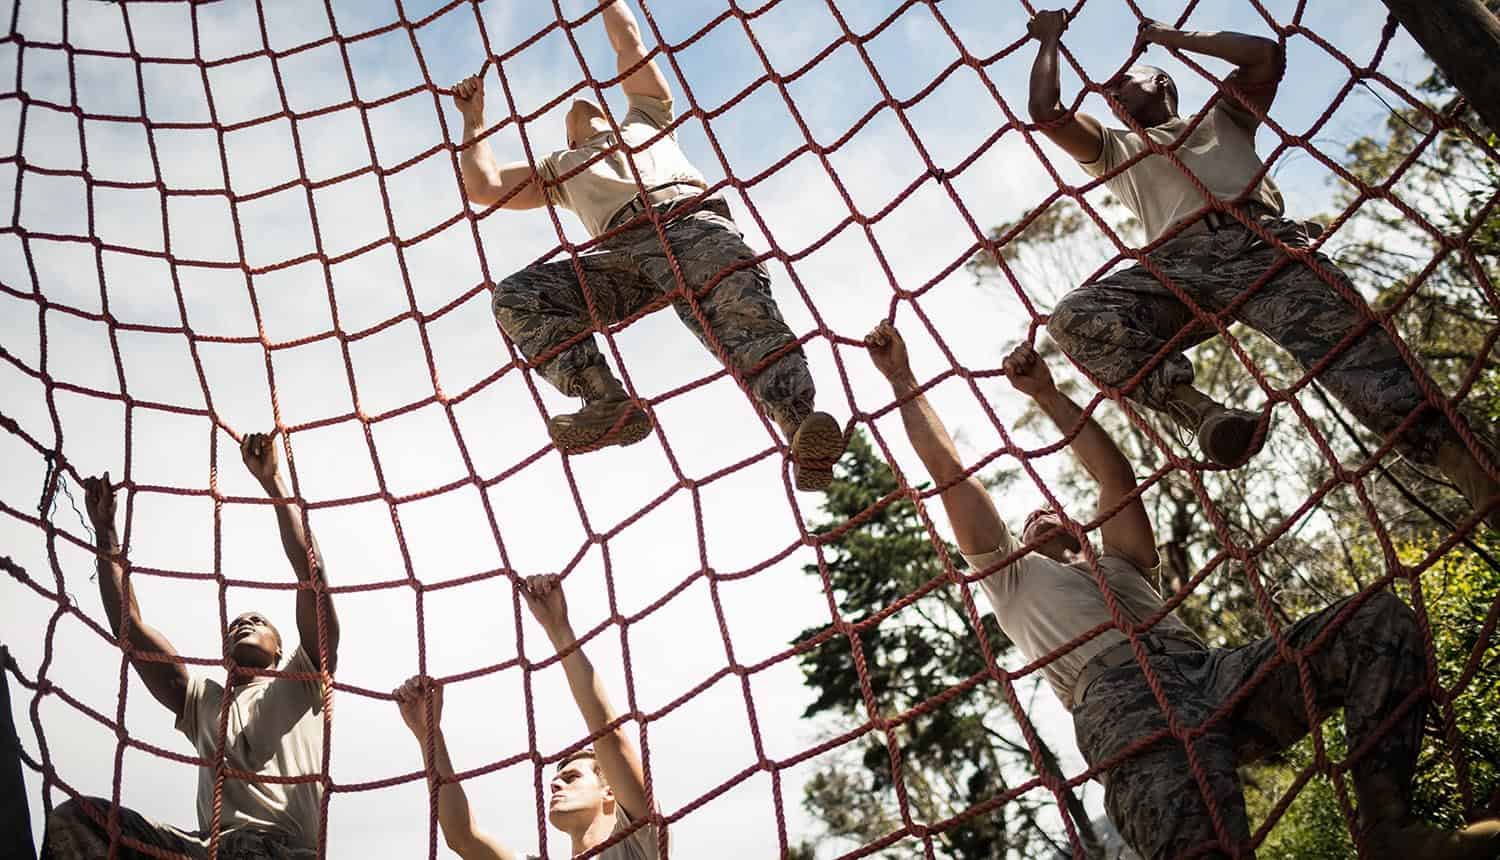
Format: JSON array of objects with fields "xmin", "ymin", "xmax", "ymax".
[{"xmin": 2, "ymin": 0, "xmax": 1499, "ymax": 858}]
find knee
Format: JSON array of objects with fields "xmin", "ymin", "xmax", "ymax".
[
  {"xmin": 1044, "ymin": 291, "xmax": 1091, "ymax": 349},
  {"xmin": 47, "ymin": 796, "xmax": 101, "ymax": 830}
]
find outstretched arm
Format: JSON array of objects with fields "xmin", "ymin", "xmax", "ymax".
[
  {"xmin": 521, "ymin": 575, "xmax": 652, "ymax": 821},
  {"xmin": 241, "ymin": 433, "xmax": 340, "ymax": 673},
  {"xmin": 1137, "ymin": 20, "xmax": 1283, "ymax": 127},
  {"xmin": 84, "ymin": 474, "xmax": 190, "ymax": 717},
  {"xmin": 600, "ymin": 1, "xmax": 672, "ymax": 102},
  {"xmin": 865, "ymin": 323, "xmax": 1007, "ymax": 555},
  {"xmin": 394, "ymin": 678, "xmax": 517, "ymax": 860},
  {"xmin": 1027, "ymin": 10, "xmax": 1106, "ymax": 164},
  {"xmin": 1001, "ymin": 344, "xmax": 1158, "ymax": 571},
  {"xmin": 450, "ymin": 74, "xmax": 546, "ymax": 210}
]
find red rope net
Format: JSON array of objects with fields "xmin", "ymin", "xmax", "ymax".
[{"xmin": 2, "ymin": 0, "xmax": 1498, "ymax": 858}]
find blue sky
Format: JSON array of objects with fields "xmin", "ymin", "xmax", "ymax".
[{"xmin": 0, "ymin": 0, "xmax": 1443, "ymax": 857}]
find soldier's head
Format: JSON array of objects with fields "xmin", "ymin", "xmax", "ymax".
[
  {"xmin": 227, "ymin": 611, "xmax": 282, "ymax": 670},
  {"xmin": 547, "ymin": 749, "xmax": 614, "ymax": 832},
  {"xmin": 1022, "ymin": 507, "xmax": 1083, "ymax": 563},
  {"xmin": 566, "ymin": 99, "xmax": 609, "ymax": 149},
  {"xmin": 1104, "ymin": 64, "xmax": 1178, "ymax": 127}
]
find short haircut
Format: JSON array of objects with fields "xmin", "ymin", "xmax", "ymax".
[
  {"xmin": 1140, "ymin": 64, "xmax": 1179, "ymax": 114},
  {"xmin": 557, "ymin": 748, "xmax": 605, "ymax": 781}
]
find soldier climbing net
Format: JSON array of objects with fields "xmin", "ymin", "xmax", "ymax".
[{"xmin": 2, "ymin": 0, "xmax": 1498, "ymax": 858}]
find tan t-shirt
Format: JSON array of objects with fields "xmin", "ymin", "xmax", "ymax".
[
  {"xmin": 962, "ymin": 519, "xmax": 1200, "ymax": 711},
  {"xmin": 526, "ymin": 808, "xmax": 663, "ymax": 859},
  {"xmin": 176, "ymin": 646, "xmax": 326, "ymax": 848},
  {"xmin": 538, "ymin": 94, "xmax": 707, "ymax": 238},
  {"xmin": 1080, "ymin": 102, "xmax": 1284, "ymax": 244}
]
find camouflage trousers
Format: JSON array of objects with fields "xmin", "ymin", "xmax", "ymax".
[
  {"xmin": 41, "ymin": 796, "xmax": 316, "ymax": 859},
  {"xmin": 1046, "ymin": 218, "xmax": 1450, "ymax": 464},
  {"xmin": 1072, "ymin": 591, "xmax": 1426, "ymax": 860},
  {"xmin": 492, "ymin": 197, "xmax": 816, "ymax": 432}
]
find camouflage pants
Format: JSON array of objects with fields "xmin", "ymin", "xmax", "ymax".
[
  {"xmin": 1072, "ymin": 591, "xmax": 1426, "ymax": 860},
  {"xmin": 1046, "ymin": 218, "xmax": 1450, "ymax": 464},
  {"xmin": 492, "ymin": 197, "xmax": 816, "ymax": 432},
  {"xmin": 41, "ymin": 796, "xmax": 315, "ymax": 859}
]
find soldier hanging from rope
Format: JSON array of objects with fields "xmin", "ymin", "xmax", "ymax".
[
  {"xmin": 864, "ymin": 320, "xmax": 1500, "ymax": 860},
  {"xmin": 448, "ymin": 0, "xmax": 847, "ymax": 492},
  {"xmin": 1023, "ymin": 9, "xmax": 1500, "ymax": 530},
  {"xmin": 42, "ymin": 433, "xmax": 339, "ymax": 859},
  {"xmin": 392, "ymin": 575, "xmax": 663, "ymax": 860}
]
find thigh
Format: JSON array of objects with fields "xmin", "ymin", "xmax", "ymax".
[
  {"xmin": 493, "ymin": 252, "xmax": 656, "ymax": 329},
  {"xmin": 1074, "ymin": 663, "xmax": 1252, "ymax": 860}
]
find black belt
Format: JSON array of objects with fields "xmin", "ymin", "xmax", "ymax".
[
  {"xmin": 1194, "ymin": 201, "xmax": 1278, "ymax": 234},
  {"xmin": 606, "ymin": 182, "xmax": 708, "ymax": 231},
  {"xmin": 1072, "ymin": 633, "xmax": 1204, "ymax": 708}
]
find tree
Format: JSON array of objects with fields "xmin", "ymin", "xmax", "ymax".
[{"xmin": 790, "ymin": 432, "xmax": 1105, "ymax": 859}]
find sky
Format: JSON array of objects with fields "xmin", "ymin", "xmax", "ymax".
[{"xmin": 0, "ymin": 0, "xmax": 1445, "ymax": 857}]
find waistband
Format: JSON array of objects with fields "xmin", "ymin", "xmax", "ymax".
[
  {"xmin": 605, "ymin": 182, "xmax": 711, "ymax": 232},
  {"xmin": 1177, "ymin": 200, "xmax": 1280, "ymax": 237},
  {"xmin": 1072, "ymin": 633, "xmax": 1205, "ymax": 709}
]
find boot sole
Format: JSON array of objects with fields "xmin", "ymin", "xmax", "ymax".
[
  {"xmin": 549, "ymin": 408, "xmax": 653, "ymax": 455},
  {"xmin": 1200, "ymin": 410, "xmax": 1265, "ymax": 468},
  {"xmin": 792, "ymin": 412, "xmax": 846, "ymax": 492}
]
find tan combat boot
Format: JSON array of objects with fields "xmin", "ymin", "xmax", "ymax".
[
  {"xmin": 782, "ymin": 411, "xmax": 846, "ymax": 493},
  {"xmin": 1165, "ymin": 384, "xmax": 1266, "ymax": 467},
  {"xmin": 547, "ymin": 367, "xmax": 653, "ymax": 454},
  {"xmin": 1436, "ymin": 438, "xmax": 1500, "ymax": 531},
  {"xmin": 1358, "ymin": 774, "xmax": 1500, "ymax": 859}
]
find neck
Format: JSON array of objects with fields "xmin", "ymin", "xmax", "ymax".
[{"xmin": 567, "ymin": 809, "xmax": 617, "ymax": 856}]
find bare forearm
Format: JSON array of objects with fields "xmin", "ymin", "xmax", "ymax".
[
  {"xmin": 546, "ymin": 625, "xmax": 616, "ymax": 732},
  {"xmin": 600, "ymin": 0, "xmax": 644, "ymax": 53},
  {"xmin": 93, "ymin": 528, "xmax": 136, "ymax": 637},
  {"xmin": 1152, "ymin": 29, "xmax": 1278, "ymax": 69},
  {"xmin": 261, "ymin": 474, "xmax": 322, "ymax": 582},
  {"xmin": 1029, "ymin": 38, "xmax": 1065, "ymax": 120},
  {"xmin": 1031, "ymin": 389, "xmax": 1134, "ymax": 487},
  {"xmin": 890, "ymin": 377, "xmax": 966, "ymax": 485}
]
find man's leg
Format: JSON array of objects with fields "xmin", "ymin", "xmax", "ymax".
[
  {"xmin": 41, "ymin": 796, "xmax": 206, "ymax": 859},
  {"xmin": 1073, "ymin": 654, "xmax": 1252, "ymax": 860},
  {"xmin": 1045, "ymin": 261, "xmax": 1263, "ymax": 465},
  {"xmin": 1217, "ymin": 223, "xmax": 1499, "ymax": 525},
  {"xmin": 628, "ymin": 203, "xmax": 843, "ymax": 491},
  {"xmin": 491, "ymin": 253, "xmax": 658, "ymax": 452},
  {"xmin": 1213, "ymin": 590, "xmax": 1500, "ymax": 856}
]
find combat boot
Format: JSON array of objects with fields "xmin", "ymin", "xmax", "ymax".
[
  {"xmin": 1363, "ymin": 818, "xmax": 1500, "ymax": 859},
  {"xmin": 547, "ymin": 367, "xmax": 652, "ymax": 454},
  {"xmin": 781, "ymin": 411, "xmax": 846, "ymax": 492},
  {"xmin": 1436, "ymin": 439, "xmax": 1500, "ymax": 531},
  {"xmin": 1165, "ymin": 384, "xmax": 1265, "ymax": 467}
]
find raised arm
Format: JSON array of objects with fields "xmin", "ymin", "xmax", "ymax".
[
  {"xmin": 240, "ymin": 433, "xmax": 340, "ymax": 674},
  {"xmin": 864, "ymin": 322, "xmax": 1007, "ymax": 555},
  {"xmin": 521, "ymin": 575, "xmax": 652, "ymax": 822},
  {"xmin": 394, "ymin": 677, "xmax": 517, "ymax": 860},
  {"xmin": 1136, "ymin": 19, "xmax": 1284, "ymax": 127},
  {"xmin": 1027, "ymin": 10, "xmax": 1106, "ymax": 164},
  {"xmin": 84, "ymin": 474, "xmax": 190, "ymax": 717},
  {"xmin": 600, "ymin": 1, "xmax": 672, "ymax": 102},
  {"xmin": 450, "ymin": 74, "xmax": 545, "ymax": 210},
  {"xmin": 1001, "ymin": 344, "xmax": 1158, "ymax": 571}
]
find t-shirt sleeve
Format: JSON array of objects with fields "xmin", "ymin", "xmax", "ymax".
[
  {"xmin": 536, "ymin": 150, "xmax": 571, "ymax": 208},
  {"xmin": 624, "ymin": 93, "xmax": 675, "ymax": 134},
  {"xmin": 614, "ymin": 808, "xmax": 665, "ymax": 858},
  {"xmin": 174, "ymin": 672, "xmax": 216, "ymax": 745},
  {"xmin": 958, "ymin": 519, "xmax": 1024, "ymax": 580},
  {"xmin": 1077, "ymin": 125, "xmax": 1141, "ymax": 179},
  {"xmin": 281, "ymin": 645, "xmax": 325, "ymax": 712}
]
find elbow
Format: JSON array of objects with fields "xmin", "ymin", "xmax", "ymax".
[
  {"xmin": 442, "ymin": 830, "xmax": 477, "ymax": 857},
  {"xmin": 1029, "ymin": 101, "xmax": 1066, "ymax": 125}
]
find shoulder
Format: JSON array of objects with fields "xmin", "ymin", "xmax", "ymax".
[{"xmin": 625, "ymin": 93, "xmax": 675, "ymax": 130}]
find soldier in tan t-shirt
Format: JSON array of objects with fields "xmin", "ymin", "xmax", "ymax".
[
  {"xmin": 863, "ymin": 321, "xmax": 1500, "ymax": 860},
  {"xmin": 393, "ymin": 575, "xmax": 663, "ymax": 860},
  {"xmin": 447, "ymin": 0, "xmax": 846, "ymax": 492},
  {"xmin": 1024, "ymin": 10, "xmax": 1498, "ymax": 529},
  {"xmin": 41, "ymin": 433, "xmax": 340, "ymax": 859}
]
